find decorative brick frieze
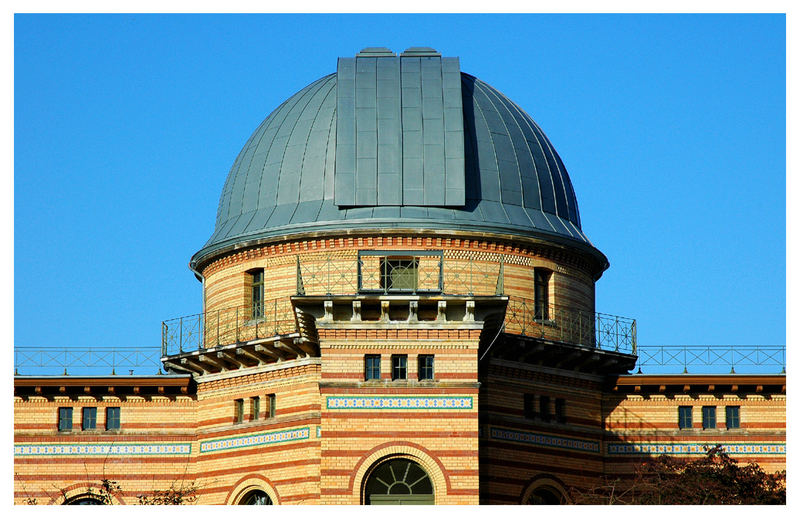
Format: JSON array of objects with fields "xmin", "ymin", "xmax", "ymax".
[{"xmin": 14, "ymin": 443, "xmax": 192, "ymax": 457}]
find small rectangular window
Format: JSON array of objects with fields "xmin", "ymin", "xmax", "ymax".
[
  {"xmin": 534, "ymin": 268, "xmax": 551, "ymax": 320},
  {"xmin": 105, "ymin": 407, "xmax": 120, "ymax": 430},
  {"xmin": 392, "ymin": 355, "xmax": 407, "ymax": 380},
  {"xmin": 523, "ymin": 394, "xmax": 536, "ymax": 419},
  {"xmin": 678, "ymin": 406, "xmax": 692, "ymax": 429},
  {"xmin": 250, "ymin": 269, "xmax": 265, "ymax": 319},
  {"xmin": 251, "ymin": 396, "xmax": 260, "ymax": 421},
  {"xmin": 58, "ymin": 407, "xmax": 73, "ymax": 432},
  {"xmin": 555, "ymin": 398, "xmax": 566, "ymax": 423},
  {"xmin": 380, "ymin": 257, "xmax": 418, "ymax": 292},
  {"xmin": 365, "ymin": 355, "xmax": 381, "ymax": 380},
  {"xmin": 539, "ymin": 395, "xmax": 551, "ymax": 421},
  {"xmin": 234, "ymin": 399, "xmax": 244, "ymax": 424},
  {"xmin": 702, "ymin": 406, "xmax": 717, "ymax": 429},
  {"xmin": 726, "ymin": 406, "xmax": 740, "ymax": 429},
  {"xmin": 266, "ymin": 394, "xmax": 276, "ymax": 419},
  {"xmin": 82, "ymin": 407, "xmax": 97, "ymax": 431},
  {"xmin": 418, "ymin": 355, "xmax": 435, "ymax": 380}
]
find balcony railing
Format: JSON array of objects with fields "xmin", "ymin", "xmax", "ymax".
[
  {"xmin": 161, "ymin": 298, "xmax": 296, "ymax": 357},
  {"xmin": 635, "ymin": 345, "xmax": 786, "ymax": 374},
  {"xmin": 14, "ymin": 346, "xmax": 163, "ymax": 376},
  {"xmin": 296, "ymin": 253, "xmax": 503, "ymax": 296},
  {"xmin": 505, "ymin": 299, "xmax": 637, "ymax": 354}
]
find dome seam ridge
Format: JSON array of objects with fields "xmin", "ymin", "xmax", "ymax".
[{"xmin": 476, "ymin": 79, "xmax": 539, "ymax": 230}]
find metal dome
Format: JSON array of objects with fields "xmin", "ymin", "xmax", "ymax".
[{"xmin": 191, "ymin": 50, "xmax": 605, "ymax": 270}]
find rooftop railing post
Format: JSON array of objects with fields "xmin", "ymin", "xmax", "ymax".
[
  {"xmin": 326, "ymin": 253, "xmax": 332, "ymax": 296},
  {"xmin": 235, "ymin": 307, "xmax": 239, "ymax": 343},
  {"xmin": 161, "ymin": 322, "xmax": 166, "ymax": 357},
  {"xmin": 357, "ymin": 256, "xmax": 363, "ymax": 292},
  {"xmin": 216, "ymin": 310, "xmax": 220, "ymax": 347},
  {"xmin": 296, "ymin": 256, "xmax": 305, "ymax": 296},
  {"xmin": 495, "ymin": 257, "xmax": 504, "ymax": 295},
  {"xmin": 179, "ymin": 317, "xmax": 184, "ymax": 353}
]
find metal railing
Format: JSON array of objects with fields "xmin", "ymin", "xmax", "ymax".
[
  {"xmin": 635, "ymin": 345, "xmax": 785, "ymax": 374},
  {"xmin": 505, "ymin": 299, "xmax": 637, "ymax": 354},
  {"xmin": 296, "ymin": 253, "xmax": 503, "ymax": 296},
  {"xmin": 14, "ymin": 346, "xmax": 163, "ymax": 376},
  {"xmin": 161, "ymin": 298, "xmax": 296, "ymax": 357}
]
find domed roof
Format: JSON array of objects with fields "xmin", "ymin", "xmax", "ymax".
[{"xmin": 191, "ymin": 49, "xmax": 606, "ymax": 271}]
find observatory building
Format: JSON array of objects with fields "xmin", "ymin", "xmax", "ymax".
[{"xmin": 13, "ymin": 48, "xmax": 785, "ymax": 505}]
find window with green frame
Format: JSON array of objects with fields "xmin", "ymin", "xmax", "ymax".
[
  {"xmin": 58, "ymin": 407, "xmax": 73, "ymax": 432},
  {"xmin": 82, "ymin": 407, "xmax": 97, "ymax": 430},
  {"xmin": 391, "ymin": 355, "xmax": 407, "ymax": 380},
  {"xmin": 702, "ymin": 406, "xmax": 717, "ymax": 429},
  {"xmin": 678, "ymin": 406, "xmax": 692, "ymax": 429},
  {"xmin": 365, "ymin": 355, "xmax": 381, "ymax": 381},
  {"xmin": 249, "ymin": 269, "xmax": 264, "ymax": 319},
  {"xmin": 418, "ymin": 355, "xmax": 434, "ymax": 380},
  {"xmin": 726, "ymin": 406, "xmax": 740, "ymax": 429},
  {"xmin": 105, "ymin": 407, "xmax": 120, "ymax": 430}
]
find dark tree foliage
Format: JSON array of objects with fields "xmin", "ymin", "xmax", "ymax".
[{"xmin": 570, "ymin": 445, "xmax": 786, "ymax": 505}]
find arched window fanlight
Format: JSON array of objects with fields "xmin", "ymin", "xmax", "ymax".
[
  {"xmin": 239, "ymin": 489, "xmax": 272, "ymax": 505},
  {"xmin": 364, "ymin": 458, "xmax": 434, "ymax": 505}
]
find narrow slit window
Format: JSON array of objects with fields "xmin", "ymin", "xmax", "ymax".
[
  {"xmin": 250, "ymin": 269, "xmax": 265, "ymax": 319},
  {"xmin": 534, "ymin": 268, "xmax": 551, "ymax": 320},
  {"xmin": 265, "ymin": 394, "xmax": 276, "ymax": 419},
  {"xmin": 251, "ymin": 396, "xmax": 260, "ymax": 421},
  {"xmin": 234, "ymin": 399, "xmax": 244, "ymax": 424}
]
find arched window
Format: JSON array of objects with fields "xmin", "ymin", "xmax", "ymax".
[
  {"xmin": 64, "ymin": 495, "xmax": 104, "ymax": 505},
  {"xmin": 525, "ymin": 485, "xmax": 563, "ymax": 505},
  {"xmin": 238, "ymin": 489, "xmax": 272, "ymax": 505},
  {"xmin": 521, "ymin": 477, "xmax": 569, "ymax": 505},
  {"xmin": 363, "ymin": 458, "xmax": 434, "ymax": 505}
]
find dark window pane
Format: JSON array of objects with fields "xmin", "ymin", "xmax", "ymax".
[
  {"xmin": 418, "ymin": 355, "xmax": 434, "ymax": 380},
  {"xmin": 534, "ymin": 268, "xmax": 550, "ymax": 320},
  {"xmin": 240, "ymin": 490, "xmax": 272, "ymax": 505},
  {"xmin": 58, "ymin": 407, "xmax": 73, "ymax": 431},
  {"xmin": 252, "ymin": 397, "xmax": 260, "ymax": 421},
  {"xmin": 392, "ymin": 355, "xmax": 407, "ymax": 380},
  {"xmin": 365, "ymin": 355, "xmax": 381, "ymax": 380},
  {"xmin": 105, "ymin": 407, "xmax": 120, "ymax": 430},
  {"xmin": 702, "ymin": 406, "xmax": 716, "ymax": 429},
  {"xmin": 82, "ymin": 407, "xmax": 97, "ymax": 430},
  {"xmin": 523, "ymin": 394, "xmax": 536, "ymax": 419},
  {"xmin": 250, "ymin": 269, "xmax": 265, "ymax": 318},
  {"xmin": 726, "ymin": 406, "xmax": 740, "ymax": 429},
  {"xmin": 539, "ymin": 396, "xmax": 551, "ymax": 421},
  {"xmin": 268, "ymin": 394, "xmax": 276, "ymax": 418},
  {"xmin": 235, "ymin": 399, "xmax": 244, "ymax": 423},
  {"xmin": 555, "ymin": 398, "xmax": 566, "ymax": 423},
  {"xmin": 678, "ymin": 406, "xmax": 692, "ymax": 429}
]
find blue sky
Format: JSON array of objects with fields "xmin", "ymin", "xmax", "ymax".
[{"xmin": 14, "ymin": 14, "xmax": 786, "ymax": 355}]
